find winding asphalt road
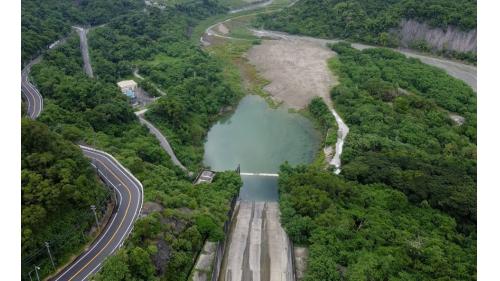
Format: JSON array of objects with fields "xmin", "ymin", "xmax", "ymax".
[
  {"xmin": 52, "ymin": 146, "xmax": 143, "ymax": 281},
  {"xmin": 21, "ymin": 57, "xmax": 43, "ymax": 119},
  {"xmin": 22, "ymin": 49, "xmax": 144, "ymax": 280}
]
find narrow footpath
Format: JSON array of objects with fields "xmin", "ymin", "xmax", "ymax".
[
  {"xmin": 134, "ymin": 109, "xmax": 189, "ymax": 172},
  {"xmin": 133, "ymin": 69, "xmax": 167, "ymax": 96}
]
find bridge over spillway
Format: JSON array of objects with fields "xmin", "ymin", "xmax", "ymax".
[{"xmin": 239, "ymin": 172, "xmax": 279, "ymax": 177}]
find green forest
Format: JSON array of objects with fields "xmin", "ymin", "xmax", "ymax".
[
  {"xmin": 22, "ymin": 1, "xmax": 242, "ymax": 280},
  {"xmin": 327, "ymin": 43, "xmax": 476, "ymax": 231},
  {"xmin": 21, "ymin": 119, "xmax": 109, "ymax": 277},
  {"xmin": 87, "ymin": 4, "xmax": 241, "ymax": 169},
  {"xmin": 278, "ymin": 164, "xmax": 476, "ymax": 280},
  {"xmin": 288, "ymin": 43, "xmax": 476, "ymax": 279},
  {"xmin": 21, "ymin": 0, "xmax": 145, "ymax": 63},
  {"xmin": 255, "ymin": 0, "xmax": 477, "ymax": 62}
]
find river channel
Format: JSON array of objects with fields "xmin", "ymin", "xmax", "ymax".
[{"xmin": 203, "ymin": 95, "xmax": 320, "ymax": 201}]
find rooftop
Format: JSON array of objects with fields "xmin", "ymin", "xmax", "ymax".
[
  {"xmin": 117, "ymin": 80, "xmax": 137, "ymax": 89},
  {"xmin": 194, "ymin": 170, "xmax": 216, "ymax": 185}
]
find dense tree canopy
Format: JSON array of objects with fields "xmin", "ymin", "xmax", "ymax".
[
  {"xmin": 22, "ymin": 0, "xmax": 477, "ymax": 280},
  {"xmin": 278, "ymin": 164, "xmax": 476, "ymax": 280},
  {"xmin": 94, "ymin": 172, "xmax": 241, "ymax": 281},
  {"xmin": 327, "ymin": 43, "xmax": 476, "ymax": 231},
  {"xmin": 22, "ymin": 0, "xmax": 144, "ymax": 63},
  {"xmin": 87, "ymin": 5, "xmax": 241, "ymax": 169}
]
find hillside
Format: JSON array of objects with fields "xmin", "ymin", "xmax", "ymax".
[
  {"xmin": 255, "ymin": 0, "xmax": 477, "ymax": 62},
  {"xmin": 21, "ymin": 0, "xmax": 144, "ymax": 63},
  {"xmin": 278, "ymin": 164, "xmax": 476, "ymax": 280},
  {"xmin": 281, "ymin": 45, "xmax": 477, "ymax": 281},
  {"xmin": 23, "ymin": 1, "xmax": 242, "ymax": 279},
  {"xmin": 329, "ymin": 42, "xmax": 476, "ymax": 231},
  {"xmin": 20, "ymin": 0, "xmax": 477, "ymax": 280},
  {"xmin": 21, "ymin": 119, "xmax": 109, "ymax": 276}
]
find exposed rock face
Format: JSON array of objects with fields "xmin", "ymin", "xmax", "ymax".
[
  {"xmin": 397, "ymin": 19, "xmax": 476, "ymax": 53},
  {"xmin": 153, "ymin": 240, "xmax": 171, "ymax": 275},
  {"xmin": 141, "ymin": 201, "xmax": 164, "ymax": 217}
]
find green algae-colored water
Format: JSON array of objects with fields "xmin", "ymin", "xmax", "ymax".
[{"xmin": 203, "ymin": 95, "xmax": 321, "ymax": 201}]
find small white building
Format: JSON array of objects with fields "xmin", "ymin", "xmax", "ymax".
[
  {"xmin": 194, "ymin": 170, "xmax": 216, "ymax": 185},
  {"xmin": 117, "ymin": 80, "xmax": 138, "ymax": 99}
]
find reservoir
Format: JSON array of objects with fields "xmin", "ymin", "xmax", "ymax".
[{"xmin": 203, "ymin": 95, "xmax": 320, "ymax": 201}]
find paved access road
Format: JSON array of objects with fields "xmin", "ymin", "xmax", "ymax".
[
  {"xmin": 135, "ymin": 110, "xmax": 189, "ymax": 172},
  {"xmin": 51, "ymin": 145, "xmax": 143, "ymax": 281},
  {"xmin": 22, "ymin": 37, "xmax": 68, "ymax": 120},
  {"xmin": 74, "ymin": 26, "xmax": 94, "ymax": 78},
  {"xmin": 21, "ymin": 57, "xmax": 44, "ymax": 119}
]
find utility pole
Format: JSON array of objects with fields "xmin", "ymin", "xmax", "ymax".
[
  {"xmin": 34, "ymin": 265, "xmax": 41, "ymax": 281},
  {"xmin": 28, "ymin": 270, "xmax": 33, "ymax": 281},
  {"xmin": 91, "ymin": 205, "xmax": 99, "ymax": 231},
  {"xmin": 45, "ymin": 241, "xmax": 55, "ymax": 270}
]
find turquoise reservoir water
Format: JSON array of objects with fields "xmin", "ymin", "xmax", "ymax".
[{"xmin": 203, "ymin": 95, "xmax": 320, "ymax": 201}]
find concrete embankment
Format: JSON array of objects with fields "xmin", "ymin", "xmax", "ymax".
[{"xmin": 219, "ymin": 201, "xmax": 294, "ymax": 281}]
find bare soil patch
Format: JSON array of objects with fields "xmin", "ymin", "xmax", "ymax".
[
  {"xmin": 246, "ymin": 39, "xmax": 338, "ymax": 109},
  {"xmin": 251, "ymin": 29, "xmax": 476, "ymax": 91},
  {"xmin": 217, "ymin": 23, "xmax": 229, "ymax": 35}
]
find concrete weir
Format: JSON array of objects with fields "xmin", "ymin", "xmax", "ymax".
[
  {"xmin": 219, "ymin": 201, "xmax": 294, "ymax": 281},
  {"xmin": 240, "ymin": 172, "xmax": 279, "ymax": 177}
]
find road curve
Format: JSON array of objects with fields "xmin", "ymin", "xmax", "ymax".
[
  {"xmin": 21, "ymin": 57, "xmax": 44, "ymax": 120},
  {"xmin": 51, "ymin": 146, "xmax": 143, "ymax": 281},
  {"xmin": 22, "ymin": 45, "xmax": 144, "ymax": 280}
]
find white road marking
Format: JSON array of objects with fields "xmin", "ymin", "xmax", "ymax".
[
  {"xmin": 56, "ymin": 148, "xmax": 143, "ymax": 281},
  {"xmin": 54, "ymin": 166, "xmax": 123, "ymax": 281}
]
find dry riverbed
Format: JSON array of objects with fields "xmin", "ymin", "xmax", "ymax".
[
  {"xmin": 251, "ymin": 29, "xmax": 477, "ymax": 91},
  {"xmin": 246, "ymin": 39, "xmax": 338, "ymax": 109}
]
